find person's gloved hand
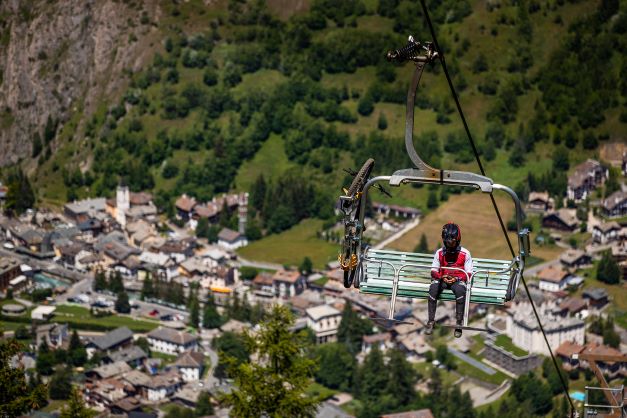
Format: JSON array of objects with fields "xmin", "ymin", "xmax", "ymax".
[{"xmin": 442, "ymin": 275, "xmax": 457, "ymax": 284}]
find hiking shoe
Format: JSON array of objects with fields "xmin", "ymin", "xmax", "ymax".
[
  {"xmin": 454, "ymin": 327, "xmax": 463, "ymax": 338},
  {"xmin": 424, "ymin": 321, "xmax": 435, "ymax": 335}
]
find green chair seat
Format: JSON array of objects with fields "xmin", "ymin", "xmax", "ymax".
[{"xmin": 360, "ymin": 248, "xmax": 513, "ymax": 306}]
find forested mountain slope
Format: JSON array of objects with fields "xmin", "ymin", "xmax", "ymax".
[{"xmin": 1, "ymin": 0, "xmax": 625, "ymax": 230}]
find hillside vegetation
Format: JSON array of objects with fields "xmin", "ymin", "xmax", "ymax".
[{"xmin": 4, "ymin": 0, "xmax": 626, "ymax": 245}]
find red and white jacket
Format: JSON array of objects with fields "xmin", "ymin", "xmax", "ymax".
[{"xmin": 430, "ymin": 247, "xmax": 473, "ymax": 282}]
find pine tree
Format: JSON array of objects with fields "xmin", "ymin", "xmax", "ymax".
[
  {"xmin": 250, "ymin": 174, "xmax": 267, "ymax": 213},
  {"xmin": 141, "ymin": 272, "xmax": 154, "ymax": 300},
  {"xmin": 0, "ymin": 339, "xmax": 47, "ymax": 416},
  {"xmin": 384, "ymin": 349, "xmax": 418, "ymax": 408},
  {"xmin": 59, "ymin": 386, "xmax": 95, "ymax": 418},
  {"xmin": 4, "ymin": 168, "xmax": 36, "ymax": 216},
  {"xmin": 195, "ymin": 392, "xmax": 214, "ymax": 416},
  {"xmin": 69, "ymin": 330, "xmax": 87, "ymax": 367},
  {"xmin": 93, "ymin": 270, "xmax": 107, "ymax": 292},
  {"xmin": 357, "ymin": 346, "xmax": 387, "ymax": 402},
  {"xmin": 220, "ymin": 306, "xmax": 318, "ymax": 417},
  {"xmin": 377, "ymin": 112, "xmax": 388, "ymax": 130},
  {"xmin": 414, "ymin": 233, "xmax": 429, "ymax": 253},
  {"xmin": 337, "ymin": 301, "xmax": 372, "ymax": 354},
  {"xmin": 189, "ymin": 295, "xmax": 200, "ymax": 329},
  {"xmin": 203, "ymin": 294, "xmax": 223, "ymax": 329},
  {"xmin": 299, "ymin": 257, "xmax": 313, "ymax": 275},
  {"xmin": 109, "ymin": 271, "xmax": 124, "ymax": 294},
  {"xmin": 115, "ymin": 291, "xmax": 131, "ymax": 314},
  {"xmin": 49, "ymin": 367, "xmax": 73, "ymax": 400}
]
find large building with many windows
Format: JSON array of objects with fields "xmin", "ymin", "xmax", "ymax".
[{"xmin": 147, "ymin": 327, "xmax": 198, "ymax": 355}]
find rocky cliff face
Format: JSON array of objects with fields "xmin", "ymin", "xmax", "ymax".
[{"xmin": 0, "ymin": 0, "xmax": 161, "ymax": 167}]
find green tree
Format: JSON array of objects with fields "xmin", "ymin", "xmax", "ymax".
[
  {"xmin": 195, "ymin": 392, "xmax": 214, "ymax": 416},
  {"xmin": 552, "ymin": 146, "xmax": 570, "ymax": 171},
  {"xmin": 115, "ymin": 291, "xmax": 131, "ymax": 314},
  {"xmin": 4, "ymin": 168, "xmax": 36, "ymax": 216},
  {"xmin": 597, "ymin": 250, "xmax": 620, "ymax": 284},
  {"xmin": 189, "ymin": 294, "xmax": 200, "ymax": 329},
  {"xmin": 414, "ymin": 233, "xmax": 429, "ymax": 253},
  {"xmin": 427, "ymin": 190, "xmax": 439, "ymax": 209},
  {"xmin": 136, "ymin": 337, "xmax": 151, "ymax": 356},
  {"xmin": 250, "ymin": 174, "xmax": 267, "ymax": 212},
  {"xmin": 357, "ymin": 94, "xmax": 374, "ymax": 116},
  {"xmin": 32, "ymin": 133, "xmax": 43, "ymax": 158},
  {"xmin": 108, "ymin": 271, "xmax": 124, "ymax": 294},
  {"xmin": 220, "ymin": 305, "xmax": 319, "ymax": 417},
  {"xmin": 356, "ymin": 346, "xmax": 387, "ymax": 402},
  {"xmin": 36, "ymin": 341, "xmax": 54, "ymax": 376},
  {"xmin": 602, "ymin": 317, "xmax": 620, "ymax": 348},
  {"xmin": 213, "ymin": 331, "xmax": 249, "ymax": 379},
  {"xmin": 377, "ymin": 112, "xmax": 388, "ymax": 130},
  {"xmin": 299, "ymin": 257, "xmax": 313, "ymax": 275},
  {"xmin": 49, "ymin": 367, "xmax": 73, "ymax": 400},
  {"xmin": 315, "ymin": 343, "xmax": 356, "ymax": 391},
  {"xmin": 337, "ymin": 301, "xmax": 372, "ymax": 354},
  {"xmin": 69, "ymin": 330, "xmax": 87, "ymax": 367},
  {"xmin": 141, "ymin": 272, "xmax": 154, "ymax": 300},
  {"xmin": 93, "ymin": 270, "xmax": 107, "ymax": 292},
  {"xmin": 0, "ymin": 339, "xmax": 47, "ymax": 416},
  {"xmin": 59, "ymin": 386, "xmax": 96, "ymax": 418},
  {"xmin": 384, "ymin": 348, "xmax": 418, "ymax": 408},
  {"xmin": 196, "ymin": 217, "xmax": 210, "ymax": 239}
]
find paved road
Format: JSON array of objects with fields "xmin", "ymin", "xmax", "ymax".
[
  {"xmin": 237, "ymin": 256, "xmax": 284, "ymax": 271},
  {"xmin": 448, "ymin": 347, "xmax": 497, "ymax": 375}
]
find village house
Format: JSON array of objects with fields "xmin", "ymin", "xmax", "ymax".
[
  {"xmin": 86, "ymin": 327, "xmax": 134, "ymax": 357},
  {"xmin": 556, "ymin": 341, "xmax": 626, "ymax": 379},
  {"xmin": 510, "ymin": 311, "xmax": 585, "ymax": 356},
  {"xmin": 396, "ymin": 333, "xmax": 433, "ymax": 361},
  {"xmin": 84, "ymin": 377, "xmax": 130, "ymax": 409},
  {"xmin": 121, "ymin": 370, "xmax": 152, "ymax": 399},
  {"xmin": 559, "ymin": 249, "xmax": 592, "ymax": 270},
  {"xmin": 156, "ymin": 239, "xmax": 195, "ymax": 263},
  {"xmin": 35, "ymin": 323, "xmax": 69, "ymax": 349},
  {"xmin": 0, "ymin": 257, "xmax": 22, "ymax": 293},
  {"xmin": 272, "ymin": 269, "xmax": 305, "ymax": 299},
  {"xmin": 567, "ymin": 159, "xmax": 607, "ymax": 202},
  {"xmin": 592, "ymin": 221, "xmax": 623, "ymax": 245},
  {"xmin": 110, "ymin": 397, "xmax": 143, "ymax": 416},
  {"xmin": 105, "ymin": 346, "xmax": 148, "ymax": 368},
  {"xmin": 361, "ymin": 332, "xmax": 394, "ymax": 355},
  {"xmin": 601, "ymin": 190, "xmax": 627, "ymax": 218},
  {"xmin": 542, "ymin": 208, "xmax": 579, "ymax": 232},
  {"xmin": 146, "ymin": 369, "xmax": 183, "ymax": 402},
  {"xmin": 306, "ymin": 304, "xmax": 342, "ymax": 344},
  {"xmin": 86, "ymin": 361, "xmax": 133, "ymax": 381},
  {"xmin": 173, "ymin": 351, "xmax": 205, "ymax": 382},
  {"xmin": 483, "ymin": 336, "xmax": 542, "ymax": 376},
  {"xmin": 556, "ymin": 297, "xmax": 589, "ymax": 320},
  {"xmin": 536, "ymin": 265, "xmax": 571, "ymax": 292},
  {"xmin": 64, "ymin": 197, "xmax": 108, "ymax": 222},
  {"xmin": 217, "ymin": 227, "xmax": 247, "ymax": 250},
  {"xmin": 251, "ymin": 272, "xmax": 276, "ymax": 306},
  {"xmin": 139, "ymin": 251, "xmax": 179, "ymax": 282},
  {"xmin": 146, "ymin": 327, "xmax": 198, "ymax": 355},
  {"xmin": 175, "ymin": 194, "xmax": 197, "ymax": 221},
  {"xmin": 526, "ymin": 191, "xmax": 553, "ymax": 213},
  {"xmin": 381, "ymin": 409, "xmax": 435, "ymax": 418},
  {"xmin": 582, "ymin": 288, "xmax": 609, "ymax": 310},
  {"xmin": 372, "ymin": 202, "xmax": 422, "ymax": 219}
]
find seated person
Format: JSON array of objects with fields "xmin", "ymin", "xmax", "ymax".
[{"xmin": 425, "ymin": 222, "xmax": 473, "ymax": 338}]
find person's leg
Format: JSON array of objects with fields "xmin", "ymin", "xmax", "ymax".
[
  {"xmin": 425, "ymin": 280, "xmax": 442, "ymax": 335},
  {"xmin": 451, "ymin": 281, "xmax": 466, "ymax": 337}
]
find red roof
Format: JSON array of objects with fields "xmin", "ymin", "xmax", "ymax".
[
  {"xmin": 175, "ymin": 195, "xmax": 197, "ymax": 212},
  {"xmin": 537, "ymin": 265, "xmax": 569, "ymax": 283},
  {"xmin": 555, "ymin": 341, "xmax": 585, "ymax": 358},
  {"xmin": 272, "ymin": 270, "xmax": 301, "ymax": 284}
]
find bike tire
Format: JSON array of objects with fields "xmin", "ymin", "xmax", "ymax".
[{"xmin": 348, "ymin": 158, "xmax": 375, "ymax": 197}]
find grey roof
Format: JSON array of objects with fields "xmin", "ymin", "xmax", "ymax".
[
  {"xmin": 603, "ymin": 191, "xmax": 627, "ymax": 211},
  {"xmin": 174, "ymin": 351, "xmax": 204, "ymax": 368},
  {"xmin": 147, "ymin": 327, "xmax": 198, "ymax": 345},
  {"xmin": 91, "ymin": 361, "xmax": 132, "ymax": 379},
  {"xmin": 94, "ymin": 231, "xmax": 128, "ymax": 251},
  {"xmin": 108, "ymin": 346, "xmax": 147, "ymax": 364},
  {"xmin": 306, "ymin": 304, "xmax": 341, "ymax": 321},
  {"xmin": 122, "ymin": 370, "xmax": 152, "ymax": 387},
  {"xmin": 316, "ymin": 402, "xmax": 353, "ymax": 418},
  {"xmin": 583, "ymin": 288, "xmax": 609, "ymax": 300},
  {"xmin": 218, "ymin": 227, "xmax": 241, "ymax": 242},
  {"xmin": 64, "ymin": 198, "xmax": 107, "ymax": 215},
  {"xmin": 89, "ymin": 327, "xmax": 133, "ymax": 351}
]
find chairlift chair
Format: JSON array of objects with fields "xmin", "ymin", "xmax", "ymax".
[{"xmin": 338, "ymin": 37, "xmax": 531, "ymax": 330}]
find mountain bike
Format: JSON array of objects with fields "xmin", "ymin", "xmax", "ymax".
[{"xmin": 338, "ymin": 158, "xmax": 375, "ymax": 288}]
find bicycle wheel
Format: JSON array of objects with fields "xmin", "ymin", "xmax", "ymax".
[{"xmin": 348, "ymin": 158, "xmax": 375, "ymax": 197}]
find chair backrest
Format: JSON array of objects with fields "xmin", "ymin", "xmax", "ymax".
[{"xmin": 361, "ymin": 248, "xmax": 512, "ymax": 305}]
